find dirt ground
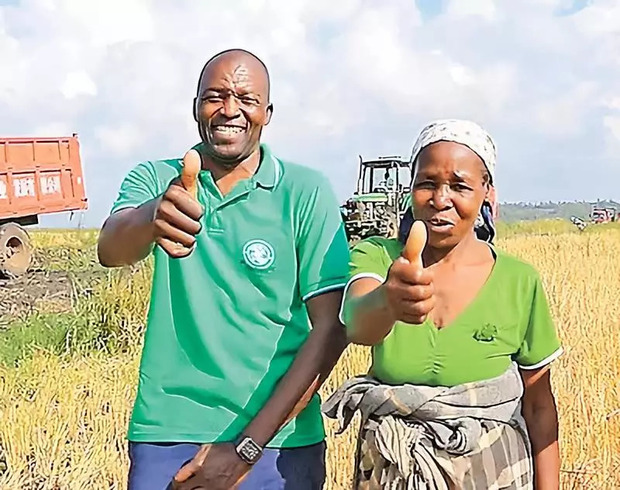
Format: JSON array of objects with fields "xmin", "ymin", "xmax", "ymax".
[{"xmin": 0, "ymin": 269, "xmax": 74, "ymax": 320}]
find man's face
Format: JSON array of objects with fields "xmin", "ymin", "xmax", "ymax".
[{"xmin": 194, "ymin": 55, "xmax": 272, "ymax": 166}]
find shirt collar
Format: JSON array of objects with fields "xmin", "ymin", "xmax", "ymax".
[
  {"xmin": 191, "ymin": 142, "xmax": 281, "ymax": 191},
  {"xmin": 252, "ymin": 144, "xmax": 281, "ymax": 190}
]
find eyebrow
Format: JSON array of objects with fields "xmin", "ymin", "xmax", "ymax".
[
  {"xmin": 451, "ymin": 171, "xmax": 473, "ymax": 181},
  {"xmin": 414, "ymin": 170, "xmax": 476, "ymax": 183},
  {"xmin": 200, "ymin": 87, "xmax": 261, "ymax": 98}
]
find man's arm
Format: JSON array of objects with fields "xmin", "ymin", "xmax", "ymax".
[
  {"xmin": 98, "ymin": 187, "xmax": 203, "ymax": 267},
  {"xmin": 521, "ymin": 367, "xmax": 560, "ymax": 490},
  {"xmin": 241, "ymin": 174, "xmax": 350, "ymax": 442},
  {"xmin": 98, "ymin": 151, "xmax": 204, "ymax": 267},
  {"xmin": 241, "ymin": 289, "xmax": 347, "ymax": 445},
  {"xmin": 171, "ymin": 290, "xmax": 348, "ymax": 490},
  {"xmin": 172, "ymin": 172, "xmax": 350, "ymax": 489},
  {"xmin": 172, "ymin": 291, "xmax": 347, "ymax": 490},
  {"xmin": 97, "ymin": 201, "xmax": 158, "ymax": 267}
]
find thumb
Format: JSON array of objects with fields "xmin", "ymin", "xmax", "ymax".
[
  {"xmin": 173, "ymin": 445, "xmax": 210, "ymax": 483},
  {"xmin": 402, "ymin": 220, "xmax": 427, "ymax": 268},
  {"xmin": 173, "ymin": 460, "xmax": 198, "ymax": 483},
  {"xmin": 181, "ymin": 149, "xmax": 201, "ymax": 199}
]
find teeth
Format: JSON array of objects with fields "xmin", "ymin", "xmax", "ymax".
[{"xmin": 214, "ymin": 126, "xmax": 244, "ymax": 134}]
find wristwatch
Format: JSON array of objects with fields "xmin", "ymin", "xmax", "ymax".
[{"xmin": 235, "ymin": 435, "xmax": 263, "ymax": 465}]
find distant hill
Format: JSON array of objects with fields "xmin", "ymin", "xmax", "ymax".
[{"xmin": 498, "ymin": 200, "xmax": 620, "ymax": 223}]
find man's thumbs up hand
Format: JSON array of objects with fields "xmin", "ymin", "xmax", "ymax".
[
  {"xmin": 150, "ymin": 149, "xmax": 204, "ymax": 259},
  {"xmin": 181, "ymin": 149, "xmax": 201, "ymax": 199},
  {"xmin": 383, "ymin": 220, "xmax": 435, "ymax": 325}
]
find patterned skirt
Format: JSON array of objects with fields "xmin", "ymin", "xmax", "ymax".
[{"xmin": 352, "ymin": 416, "xmax": 533, "ymax": 490}]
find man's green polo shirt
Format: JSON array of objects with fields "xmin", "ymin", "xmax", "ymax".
[{"xmin": 109, "ymin": 143, "xmax": 350, "ymax": 448}]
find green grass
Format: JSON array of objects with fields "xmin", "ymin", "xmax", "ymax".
[
  {"xmin": 0, "ymin": 313, "xmax": 97, "ymax": 367},
  {"xmin": 0, "ymin": 233, "xmax": 152, "ymax": 367}
]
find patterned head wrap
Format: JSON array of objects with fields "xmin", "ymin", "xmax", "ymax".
[{"xmin": 398, "ymin": 119, "xmax": 499, "ymax": 244}]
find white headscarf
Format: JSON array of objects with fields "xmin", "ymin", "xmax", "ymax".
[
  {"xmin": 401, "ymin": 118, "xmax": 499, "ymax": 244},
  {"xmin": 409, "ymin": 119, "xmax": 497, "ymax": 184}
]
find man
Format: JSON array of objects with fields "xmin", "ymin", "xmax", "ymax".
[{"xmin": 97, "ymin": 49, "xmax": 350, "ymax": 490}]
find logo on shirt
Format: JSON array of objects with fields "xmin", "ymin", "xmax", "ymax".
[{"xmin": 242, "ymin": 239, "xmax": 275, "ymax": 270}]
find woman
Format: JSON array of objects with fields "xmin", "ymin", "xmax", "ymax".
[{"xmin": 323, "ymin": 119, "xmax": 562, "ymax": 489}]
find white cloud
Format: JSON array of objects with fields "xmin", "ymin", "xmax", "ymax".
[
  {"xmin": 60, "ymin": 0, "xmax": 154, "ymax": 47},
  {"xmin": 445, "ymin": 0, "xmax": 498, "ymax": 21},
  {"xmin": 0, "ymin": 0, "xmax": 618, "ymax": 227},
  {"xmin": 450, "ymin": 64, "xmax": 477, "ymax": 86},
  {"xmin": 601, "ymin": 115, "xmax": 620, "ymax": 163},
  {"xmin": 534, "ymin": 82, "xmax": 599, "ymax": 137},
  {"xmin": 604, "ymin": 96, "xmax": 620, "ymax": 110},
  {"xmin": 603, "ymin": 116, "xmax": 620, "ymax": 140},
  {"xmin": 94, "ymin": 123, "xmax": 144, "ymax": 158},
  {"xmin": 574, "ymin": 0, "xmax": 620, "ymax": 35},
  {"xmin": 61, "ymin": 71, "xmax": 97, "ymax": 99}
]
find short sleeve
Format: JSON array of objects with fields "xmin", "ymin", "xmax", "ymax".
[
  {"xmin": 296, "ymin": 174, "xmax": 350, "ymax": 302},
  {"xmin": 338, "ymin": 238, "xmax": 392, "ymax": 326},
  {"xmin": 348, "ymin": 238, "xmax": 392, "ymax": 283},
  {"xmin": 514, "ymin": 273, "xmax": 563, "ymax": 370},
  {"xmin": 110, "ymin": 162, "xmax": 160, "ymax": 215}
]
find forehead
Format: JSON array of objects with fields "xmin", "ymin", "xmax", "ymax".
[
  {"xmin": 198, "ymin": 55, "xmax": 268, "ymax": 95},
  {"xmin": 416, "ymin": 141, "xmax": 486, "ymax": 176}
]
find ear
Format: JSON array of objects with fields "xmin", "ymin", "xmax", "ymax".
[
  {"xmin": 192, "ymin": 97, "xmax": 199, "ymax": 123},
  {"xmin": 485, "ymin": 185, "xmax": 498, "ymax": 219},
  {"xmin": 264, "ymin": 103, "xmax": 273, "ymax": 126}
]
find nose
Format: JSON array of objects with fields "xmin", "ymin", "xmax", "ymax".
[
  {"xmin": 221, "ymin": 94, "xmax": 241, "ymax": 118},
  {"xmin": 431, "ymin": 184, "xmax": 452, "ymax": 210}
]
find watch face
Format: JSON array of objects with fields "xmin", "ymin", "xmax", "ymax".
[{"xmin": 237, "ymin": 437, "xmax": 262, "ymax": 464}]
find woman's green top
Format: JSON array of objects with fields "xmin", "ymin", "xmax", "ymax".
[{"xmin": 341, "ymin": 237, "xmax": 563, "ymax": 387}]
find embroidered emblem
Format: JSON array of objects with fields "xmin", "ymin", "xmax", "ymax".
[
  {"xmin": 473, "ymin": 323, "xmax": 497, "ymax": 342},
  {"xmin": 242, "ymin": 239, "xmax": 275, "ymax": 270}
]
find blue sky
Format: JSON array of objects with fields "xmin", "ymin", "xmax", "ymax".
[{"xmin": 0, "ymin": 0, "xmax": 618, "ymax": 228}]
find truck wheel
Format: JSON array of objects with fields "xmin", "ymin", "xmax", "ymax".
[{"xmin": 0, "ymin": 223, "xmax": 32, "ymax": 278}]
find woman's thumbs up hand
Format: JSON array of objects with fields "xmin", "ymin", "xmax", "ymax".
[{"xmin": 383, "ymin": 221, "xmax": 435, "ymax": 325}]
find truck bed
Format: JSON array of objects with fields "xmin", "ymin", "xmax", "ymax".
[{"xmin": 0, "ymin": 136, "xmax": 88, "ymax": 222}]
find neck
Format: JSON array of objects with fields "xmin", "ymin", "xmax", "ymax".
[
  {"xmin": 423, "ymin": 231, "xmax": 480, "ymax": 266},
  {"xmin": 200, "ymin": 146, "xmax": 262, "ymax": 195}
]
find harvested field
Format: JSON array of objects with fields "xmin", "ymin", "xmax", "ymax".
[{"xmin": 0, "ymin": 223, "xmax": 618, "ymax": 489}]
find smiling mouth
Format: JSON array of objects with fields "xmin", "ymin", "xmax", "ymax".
[{"xmin": 211, "ymin": 125, "xmax": 247, "ymax": 135}]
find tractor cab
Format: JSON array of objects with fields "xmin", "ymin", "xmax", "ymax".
[{"xmin": 341, "ymin": 155, "xmax": 411, "ymax": 242}]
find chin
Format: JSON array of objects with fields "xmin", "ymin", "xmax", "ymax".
[
  {"xmin": 214, "ymin": 138, "xmax": 259, "ymax": 158},
  {"xmin": 427, "ymin": 233, "xmax": 459, "ymax": 250},
  {"xmin": 206, "ymin": 144, "xmax": 245, "ymax": 164}
]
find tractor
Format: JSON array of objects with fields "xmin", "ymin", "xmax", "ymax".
[
  {"xmin": 590, "ymin": 205, "xmax": 618, "ymax": 224},
  {"xmin": 340, "ymin": 155, "xmax": 411, "ymax": 243}
]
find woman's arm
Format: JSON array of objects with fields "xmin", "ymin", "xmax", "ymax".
[
  {"xmin": 344, "ymin": 259, "xmax": 434, "ymax": 346},
  {"xmin": 520, "ymin": 366, "xmax": 560, "ymax": 490},
  {"xmin": 344, "ymin": 278, "xmax": 397, "ymax": 346}
]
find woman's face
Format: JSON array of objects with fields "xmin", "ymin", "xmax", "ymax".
[{"xmin": 411, "ymin": 141, "xmax": 490, "ymax": 250}]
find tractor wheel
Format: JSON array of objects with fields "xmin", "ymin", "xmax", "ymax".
[{"xmin": 0, "ymin": 223, "xmax": 32, "ymax": 279}]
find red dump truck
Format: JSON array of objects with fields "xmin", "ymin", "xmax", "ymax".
[{"xmin": 0, "ymin": 135, "xmax": 88, "ymax": 277}]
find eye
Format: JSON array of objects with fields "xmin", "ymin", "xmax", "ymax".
[
  {"xmin": 452, "ymin": 183, "xmax": 473, "ymax": 192},
  {"xmin": 202, "ymin": 95, "xmax": 223, "ymax": 103},
  {"xmin": 240, "ymin": 96, "xmax": 260, "ymax": 105},
  {"xmin": 414, "ymin": 181, "xmax": 435, "ymax": 190}
]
